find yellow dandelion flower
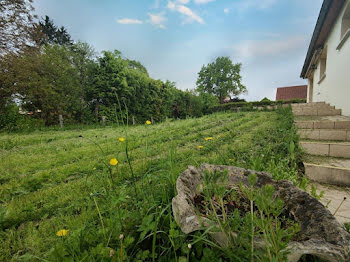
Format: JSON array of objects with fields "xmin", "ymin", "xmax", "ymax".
[
  {"xmin": 146, "ymin": 120, "xmax": 151, "ymax": 125},
  {"xmin": 119, "ymin": 137, "xmax": 125, "ymax": 142},
  {"xmin": 205, "ymin": 137, "xmax": 213, "ymax": 141},
  {"xmin": 93, "ymin": 167, "xmax": 96, "ymax": 170},
  {"xmin": 197, "ymin": 145, "xmax": 204, "ymax": 149},
  {"xmin": 56, "ymin": 229, "xmax": 68, "ymax": 237},
  {"xmin": 110, "ymin": 158, "xmax": 118, "ymax": 166}
]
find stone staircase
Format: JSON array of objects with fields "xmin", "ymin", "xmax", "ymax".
[
  {"xmin": 293, "ymin": 102, "xmax": 350, "ymax": 224},
  {"xmin": 293, "ymin": 102, "xmax": 350, "ymax": 186},
  {"xmin": 292, "ymin": 102, "xmax": 342, "ymax": 116}
]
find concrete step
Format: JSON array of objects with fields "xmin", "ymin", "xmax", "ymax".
[
  {"xmin": 301, "ymin": 141, "xmax": 350, "ymax": 158},
  {"xmin": 295, "ymin": 120, "xmax": 350, "ymax": 129},
  {"xmin": 292, "ymin": 102, "xmax": 332, "ymax": 110},
  {"xmin": 298, "ymin": 129, "xmax": 350, "ymax": 141},
  {"xmin": 293, "ymin": 108, "xmax": 341, "ymax": 116},
  {"xmin": 294, "ymin": 115, "xmax": 350, "ymax": 121},
  {"xmin": 304, "ymin": 156, "xmax": 350, "ymax": 186},
  {"xmin": 292, "ymin": 104, "xmax": 333, "ymax": 109},
  {"xmin": 291, "ymin": 102, "xmax": 326, "ymax": 107},
  {"xmin": 292, "ymin": 105, "xmax": 334, "ymax": 110}
]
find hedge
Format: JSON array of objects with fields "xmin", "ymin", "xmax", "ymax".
[{"xmin": 210, "ymin": 99, "xmax": 306, "ymax": 112}]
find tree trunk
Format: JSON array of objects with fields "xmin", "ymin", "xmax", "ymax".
[{"xmin": 219, "ymin": 94, "xmax": 224, "ymax": 104}]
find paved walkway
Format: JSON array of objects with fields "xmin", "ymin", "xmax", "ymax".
[{"xmin": 311, "ymin": 182, "xmax": 350, "ymax": 224}]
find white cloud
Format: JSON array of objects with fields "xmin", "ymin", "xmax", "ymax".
[
  {"xmin": 232, "ymin": 36, "xmax": 307, "ymax": 60},
  {"xmin": 116, "ymin": 18, "xmax": 143, "ymax": 25},
  {"xmin": 224, "ymin": 8, "xmax": 230, "ymax": 14},
  {"xmin": 148, "ymin": 13, "xmax": 167, "ymax": 29},
  {"xmin": 194, "ymin": 0, "xmax": 215, "ymax": 4},
  {"xmin": 167, "ymin": 1, "xmax": 204, "ymax": 24},
  {"xmin": 178, "ymin": 5, "xmax": 204, "ymax": 24}
]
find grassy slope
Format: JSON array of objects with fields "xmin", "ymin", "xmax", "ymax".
[{"xmin": 0, "ymin": 108, "xmax": 301, "ymax": 261}]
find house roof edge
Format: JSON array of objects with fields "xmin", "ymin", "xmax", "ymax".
[{"xmin": 300, "ymin": 0, "xmax": 345, "ymax": 78}]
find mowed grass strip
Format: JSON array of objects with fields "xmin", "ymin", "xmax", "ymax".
[
  {"xmin": 0, "ymin": 112, "xmax": 264, "ymax": 204},
  {"xmin": 0, "ymin": 112, "xmax": 256, "ymax": 185},
  {"xmin": 0, "ymin": 112, "xmax": 265, "ymax": 200},
  {"xmin": 0, "ymin": 113, "xmax": 237, "ymax": 177},
  {"xmin": 0, "ymin": 109, "xmax": 299, "ymax": 261}
]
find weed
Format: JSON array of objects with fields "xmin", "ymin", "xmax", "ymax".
[
  {"xmin": 310, "ymin": 185, "xmax": 325, "ymax": 200},
  {"xmin": 195, "ymin": 172, "xmax": 299, "ymax": 261},
  {"xmin": 344, "ymin": 223, "xmax": 350, "ymax": 233}
]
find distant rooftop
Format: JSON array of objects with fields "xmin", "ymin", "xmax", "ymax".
[{"xmin": 276, "ymin": 85, "xmax": 307, "ymax": 101}]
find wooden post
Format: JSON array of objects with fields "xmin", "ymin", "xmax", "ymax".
[
  {"xmin": 102, "ymin": 116, "xmax": 106, "ymax": 126},
  {"xmin": 151, "ymin": 116, "xmax": 154, "ymax": 124},
  {"xmin": 132, "ymin": 116, "xmax": 135, "ymax": 125},
  {"xmin": 59, "ymin": 114, "xmax": 64, "ymax": 128},
  {"xmin": 165, "ymin": 117, "xmax": 168, "ymax": 122}
]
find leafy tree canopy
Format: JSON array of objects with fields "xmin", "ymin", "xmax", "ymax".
[
  {"xmin": 196, "ymin": 56, "xmax": 247, "ymax": 103},
  {"xmin": 126, "ymin": 59, "xmax": 149, "ymax": 76}
]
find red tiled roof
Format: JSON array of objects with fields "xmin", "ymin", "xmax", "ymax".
[{"xmin": 276, "ymin": 85, "xmax": 307, "ymax": 101}]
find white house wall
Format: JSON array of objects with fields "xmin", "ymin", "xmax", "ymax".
[{"xmin": 309, "ymin": 0, "xmax": 350, "ymax": 116}]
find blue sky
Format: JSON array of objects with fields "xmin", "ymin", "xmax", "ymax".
[{"xmin": 33, "ymin": 0, "xmax": 323, "ymax": 101}]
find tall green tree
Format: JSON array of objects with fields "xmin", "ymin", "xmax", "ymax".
[
  {"xmin": 196, "ymin": 56, "xmax": 247, "ymax": 103},
  {"xmin": 89, "ymin": 50, "xmax": 169, "ymax": 123},
  {"xmin": 89, "ymin": 50, "xmax": 129, "ymax": 121},
  {"xmin": 2, "ymin": 45, "xmax": 84, "ymax": 125},
  {"xmin": 70, "ymin": 41, "xmax": 96, "ymax": 122},
  {"xmin": 38, "ymin": 16, "xmax": 72, "ymax": 46}
]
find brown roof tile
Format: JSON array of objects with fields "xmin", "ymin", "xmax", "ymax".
[{"xmin": 276, "ymin": 85, "xmax": 307, "ymax": 100}]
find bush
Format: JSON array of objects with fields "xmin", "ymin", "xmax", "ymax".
[
  {"xmin": 0, "ymin": 104, "xmax": 21, "ymax": 130},
  {"xmin": 210, "ymin": 99, "xmax": 306, "ymax": 113},
  {"xmin": 0, "ymin": 104, "xmax": 44, "ymax": 132}
]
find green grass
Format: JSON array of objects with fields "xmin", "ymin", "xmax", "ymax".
[{"xmin": 0, "ymin": 108, "xmax": 303, "ymax": 261}]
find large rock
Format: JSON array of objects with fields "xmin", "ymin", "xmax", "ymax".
[{"xmin": 172, "ymin": 164, "xmax": 350, "ymax": 262}]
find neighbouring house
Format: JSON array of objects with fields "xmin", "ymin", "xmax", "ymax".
[
  {"xmin": 301, "ymin": 0, "xmax": 350, "ymax": 116},
  {"xmin": 275, "ymin": 85, "xmax": 307, "ymax": 101}
]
